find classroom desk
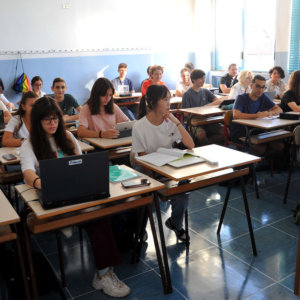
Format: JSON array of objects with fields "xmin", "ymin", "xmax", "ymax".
[
  {"xmin": 114, "ymin": 92, "xmax": 141, "ymax": 107},
  {"xmin": 0, "ymin": 140, "xmax": 94, "ymax": 165},
  {"xmin": 82, "ymin": 136, "xmax": 132, "ymax": 149},
  {"xmin": 0, "ymin": 190, "xmax": 31, "ymax": 299},
  {"xmin": 16, "ymin": 166, "xmax": 172, "ymax": 298},
  {"xmin": 136, "ymin": 144, "xmax": 261, "ymax": 255},
  {"xmin": 232, "ymin": 118, "xmax": 300, "ymax": 145}
]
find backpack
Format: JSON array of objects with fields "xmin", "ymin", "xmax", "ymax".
[{"xmin": 12, "ymin": 53, "xmax": 31, "ymax": 93}]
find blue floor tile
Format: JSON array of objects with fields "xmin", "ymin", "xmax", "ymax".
[
  {"xmin": 167, "ymin": 246, "xmax": 273, "ymax": 300},
  {"xmin": 247, "ymin": 283, "xmax": 299, "ymax": 300},
  {"xmin": 280, "ymin": 273, "xmax": 296, "ymax": 291},
  {"xmin": 223, "ymin": 226, "xmax": 297, "ymax": 281}
]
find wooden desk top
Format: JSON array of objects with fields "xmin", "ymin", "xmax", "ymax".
[
  {"xmin": 15, "ymin": 165, "xmax": 164, "ymax": 219},
  {"xmin": 136, "ymin": 144, "xmax": 260, "ymax": 181},
  {"xmin": 0, "ymin": 190, "xmax": 19, "ymax": 226},
  {"xmin": 113, "ymin": 92, "xmax": 142, "ymax": 100},
  {"xmin": 82, "ymin": 136, "xmax": 132, "ymax": 149},
  {"xmin": 179, "ymin": 106, "xmax": 224, "ymax": 117},
  {"xmin": 170, "ymin": 97, "xmax": 182, "ymax": 104},
  {"xmin": 0, "ymin": 140, "xmax": 94, "ymax": 165},
  {"xmin": 233, "ymin": 118, "xmax": 300, "ymax": 130}
]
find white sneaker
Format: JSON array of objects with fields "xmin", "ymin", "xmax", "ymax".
[{"xmin": 92, "ymin": 270, "xmax": 130, "ymax": 298}]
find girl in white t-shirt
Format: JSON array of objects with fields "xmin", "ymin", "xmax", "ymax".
[
  {"xmin": 132, "ymin": 85, "xmax": 194, "ymax": 242},
  {"xmin": 2, "ymin": 91, "xmax": 38, "ymax": 147},
  {"xmin": 31, "ymin": 76, "xmax": 46, "ymax": 98},
  {"xmin": 20, "ymin": 96, "xmax": 130, "ymax": 298}
]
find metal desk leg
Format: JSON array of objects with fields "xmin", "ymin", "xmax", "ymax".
[
  {"xmin": 240, "ymin": 176, "xmax": 257, "ymax": 256},
  {"xmin": 217, "ymin": 185, "xmax": 232, "ymax": 234},
  {"xmin": 146, "ymin": 204, "xmax": 171, "ymax": 294},
  {"xmin": 153, "ymin": 192, "xmax": 172, "ymax": 293}
]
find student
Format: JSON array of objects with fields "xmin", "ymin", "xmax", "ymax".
[
  {"xmin": 0, "ymin": 97, "xmax": 12, "ymax": 124},
  {"xmin": 230, "ymin": 75, "xmax": 282, "ymax": 153},
  {"xmin": 111, "ymin": 63, "xmax": 134, "ymax": 96},
  {"xmin": 111, "ymin": 63, "xmax": 136, "ymax": 120},
  {"xmin": 228, "ymin": 70, "xmax": 253, "ymax": 100},
  {"xmin": 182, "ymin": 69, "xmax": 225, "ymax": 146},
  {"xmin": 50, "ymin": 77, "xmax": 81, "ymax": 121},
  {"xmin": 176, "ymin": 68, "xmax": 192, "ymax": 97},
  {"xmin": 141, "ymin": 65, "xmax": 166, "ymax": 96},
  {"xmin": 20, "ymin": 97, "xmax": 130, "ymax": 298},
  {"xmin": 266, "ymin": 66, "xmax": 287, "ymax": 99},
  {"xmin": 77, "ymin": 77, "xmax": 129, "ymax": 138},
  {"xmin": 219, "ymin": 63, "xmax": 238, "ymax": 93},
  {"xmin": 184, "ymin": 62, "xmax": 194, "ymax": 73},
  {"xmin": 140, "ymin": 66, "xmax": 151, "ymax": 90},
  {"xmin": 132, "ymin": 85, "xmax": 194, "ymax": 242},
  {"xmin": 2, "ymin": 91, "xmax": 37, "ymax": 147},
  {"xmin": 0, "ymin": 78, "xmax": 15, "ymax": 109},
  {"xmin": 280, "ymin": 70, "xmax": 300, "ymax": 112},
  {"xmin": 31, "ymin": 76, "xmax": 46, "ymax": 98}
]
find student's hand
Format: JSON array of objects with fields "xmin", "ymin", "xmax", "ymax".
[
  {"xmin": 256, "ymin": 111, "xmax": 269, "ymax": 118},
  {"xmin": 163, "ymin": 112, "xmax": 179, "ymax": 124},
  {"xmin": 63, "ymin": 115, "xmax": 70, "ymax": 121},
  {"xmin": 6, "ymin": 102, "xmax": 15, "ymax": 110},
  {"xmin": 102, "ymin": 129, "xmax": 120, "ymax": 139}
]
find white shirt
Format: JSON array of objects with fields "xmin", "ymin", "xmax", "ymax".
[
  {"xmin": 132, "ymin": 116, "xmax": 182, "ymax": 156},
  {"xmin": 0, "ymin": 93, "xmax": 10, "ymax": 105},
  {"xmin": 266, "ymin": 79, "xmax": 287, "ymax": 97},
  {"xmin": 5, "ymin": 115, "xmax": 29, "ymax": 139},
  {"xmin": 228, "ymin": 82, "xmax": 251, "ymax": 100},
  {"xmin": 20, "ymin": 131, "xmax": 81, "ymax": 175},
  {"xmin": 176, "ymin": 81, "xmax": 192, "ymax": 95}
]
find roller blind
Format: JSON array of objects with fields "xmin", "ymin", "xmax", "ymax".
[{"xmin": 289, "ymin": 0, "xmax": 300, "ymax": 72}]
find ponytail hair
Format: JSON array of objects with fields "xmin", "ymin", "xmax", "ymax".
[{"xmin": 138, "ymin": 85, "xmax": 170, "ymax": 119}]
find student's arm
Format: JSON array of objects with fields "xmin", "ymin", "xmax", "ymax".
[
  {"xmin": 175, "ymin": 89, "xmax": 183, "ymax": 97},
  {"xmin": 166, "ymin": 113, "xmax": 194, "ymax": 149},
  {"xmin": 77, "ymin": 125, "xmax": 119, "ymax": 138},
  {"xmin": 269, "ymin": 104, "xmax": 282, "ymax": 115},
  {"xmin": 23, "ymin": 170, "xmax": 41, "ymax": 190},
  {"xmin": 219, "ymin": 84, "xmax": 231, "ymax": 94},
  {"xmin": 4, "ymin": 111, "xmax": 11, "ymax": 124},
  {"xmin": 2, "ymin": 131, "xmax": 23, "ymax": 147},
  {"xmin": 287, "ymin": 102, "xmax": 300, "ymax": 112}
]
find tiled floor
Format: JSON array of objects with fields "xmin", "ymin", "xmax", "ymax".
[{"xmin": 1, "ymin": 168, "xmax": 300, "ymax": 299}]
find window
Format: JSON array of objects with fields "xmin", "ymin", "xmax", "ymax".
[
  {"xmin": 214, "ymin": 0, "xmax": 277, "ymax": 71},
  {"xmin": 289, "ymin": 0, "xmax": 300, "ymax": 72}
]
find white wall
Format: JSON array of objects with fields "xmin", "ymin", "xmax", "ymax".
[{"xmin": 1, "ymin": 0, "xmax": 194, "ymax": 54}]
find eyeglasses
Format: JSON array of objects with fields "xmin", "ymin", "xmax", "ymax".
[
  {"xmin": 254, "ymin": 84, "xmax": 266, "ymax": 90},
  {"xmin": 41, "ymin": 117, "xmax": 59, "ymax": 124}
]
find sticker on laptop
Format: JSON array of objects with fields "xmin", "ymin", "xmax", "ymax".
[{"xmin": 68, "ymin": 159, "xmax": 82, "ymax": 166}]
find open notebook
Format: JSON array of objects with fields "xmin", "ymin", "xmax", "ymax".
[{"xmin": 137, "ymin": 148, "xmax": 205, "ymax": 168}]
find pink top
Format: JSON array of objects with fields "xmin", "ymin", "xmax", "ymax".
[{"xmin": 79, "ymin": 103, "xmax": 129, "ymax": 132}]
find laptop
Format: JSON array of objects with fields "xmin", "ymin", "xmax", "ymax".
[
  {"xmin": 38, "ymin": 151, "xmax": 110, "ymax": 209},
  {"xmin": 0, "ymin": 110, "xmax": 5, "ymax": 129},
  {"xmin": 117, "ymin": 85, "xmax": 132, "ymax": 97},
  {"xmin": 116, "ymin": 121, "xmax": 136, "ymax": 138},
  {"xmin": 265, "ymin": 91, "xmax": 276, "ymax": 100},
  {"xmin": 219, "ymin": 99, "xmax": 235, "ymax": 110}
]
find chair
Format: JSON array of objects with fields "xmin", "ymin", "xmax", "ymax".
[{"xmin": 283, "ymin": 125, "xmax": 300, "ymax": 203}]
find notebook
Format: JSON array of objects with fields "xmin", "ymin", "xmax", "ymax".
[
  {"xmin": 38, "ymin": 151, "xmax": 110, "ymax": 209},
  {"xmin": 116, "ymin": 121, "xmax": 136, "ymax": 138}
]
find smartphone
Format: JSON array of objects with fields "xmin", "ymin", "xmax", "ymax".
[
  {"xmin": 122, "ymin": 178, "xmax": 150, "ymax": 188},
  {"xmin": 2, "ymin": 154, "xmax": 17, "ymax": 161}
]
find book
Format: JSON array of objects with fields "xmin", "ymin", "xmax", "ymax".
[
  {"xmin": 109, "ymin": 165, "xmax": 140, "ymax": 183},
  {"xmin": 137, "ymin": 147, "xmax": 204, "ymax": 167}
]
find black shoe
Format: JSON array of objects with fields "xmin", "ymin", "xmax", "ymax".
[{"xmin": 165, "ymin": 218, "xmax": 189, "ymax": 243}]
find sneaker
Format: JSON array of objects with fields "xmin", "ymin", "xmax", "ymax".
[
  {"xmin": 165, "ymin": 218, "xmax": 189, "ymax": 243},
  {"xmin": 92, "ymin": 270, "xmax": 130, "ymax": 298}
]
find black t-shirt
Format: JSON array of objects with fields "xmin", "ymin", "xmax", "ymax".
[
  {"xmin": 280, "ymin": 90, "xmax": 298, "ymax": 112},
  {"xmin": 219, "ymin": 73, "xmax": 238, "ymax": 93}
]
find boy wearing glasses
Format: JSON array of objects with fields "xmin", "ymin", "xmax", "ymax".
[
  {"xmin": 230, "ymin": 75, "xmax": 282, "ymax": 153},
  {"xmin": 50, "ymin": 78, "xmax": 81, "ymax": 121}
]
